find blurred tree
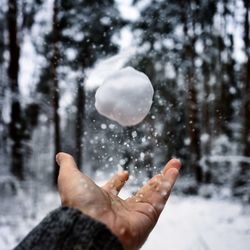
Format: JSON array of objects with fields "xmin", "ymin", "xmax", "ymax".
[
  {"xmin": 131, "ymin": 1, "xmax": 188, "ymax": 177},
  {"xmin": 37, "ymin": 0, "xmax": 124, "ymax": 183},
  {"xmin": 0, "ymin": 5, "xmax": 5, "ymax": 104},
  {"xmin": 6, "ymin": 0, "xmax": 42, "ymax": 180},
  {"xmin": 36, "ymin": 0, "xmax": 64, "ymax": 185},
  {"xmin": 233, "ymin": 0, "xmax": 250, "ymax": 200},
  {"xmin": 213, "ymin": 2, "xmax": 236, "ymax": 138},
  {"xmin": 198, "ymin": 0, "xmax": 240, "ymax": 183},
  {"xmin": 7, "ymin": 0, "xmax": 24, "ymax": 179},
  {"xmin": 242, "ymin": 0, "xmax": 250, "ymax": 166},
  {"xmin": 131, "ymin": 0, "xmax": 244, "ymax": 186},
  {"xmin": 0, "ymin": 5, "xmax": 4, "ymax": 83},
  {"xmin": 51, "ymin": 0, "xmax": 61, "ymax": 184},
  {"xmin": 59, "ymin": 0, "xmax": 124, "ymax": 168},
  {"xmin": 181, "ymin": 0, "xmax": 202, "ymax": 183},
  {"xmin": 0, "ymin": 4, "xmax": 7, "ymax": 165},
  {"xmin": 132, "ymin": 0, "xmax": 205, "ymax": 182}
]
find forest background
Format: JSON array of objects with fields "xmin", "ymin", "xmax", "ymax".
[{"xmin": 0, "ymin": 0, "xmax": 250, "ymax": 248}]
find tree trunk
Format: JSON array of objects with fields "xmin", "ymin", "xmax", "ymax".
[
  {"xmin": 243, "ymin": 0, "xmax": 250, "ymax": 159},
  {"xmin": 233, "ymin": 0, "xmax": 250, "ymax": 200},
  {"xmin": 202, "ymin": 57, "xmax": 212, "ymax": 183},
  {"xmin": 75, "ymin": 79, "xmax": 85, "ymax": 168},
  {"xmin": 182, "ymin": 2, "xmax": 202, "ymax": 183},
  {"xmin": 186, "ymin": 63, "xmax": 202, "ymax": 183},
  {"xmin": 0, "ymin": 12, "xmax": 6, "ymax": 163},
  {"xmin": 7, "ymin": 0, "xmax": 23, "ymax": 180},
  {"xmin": 52, "ymin": 0, "xmax": 61, "ymax": 185},
  {"xmin": 217, "ymin": 2, "xmax": 234, "ymax": 137}
]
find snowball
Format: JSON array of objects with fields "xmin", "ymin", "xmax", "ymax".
[{"xmin": 95, "ymin": 67, "xmax": 154, "ymax": 126}]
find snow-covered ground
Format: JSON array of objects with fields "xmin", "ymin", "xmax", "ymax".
[
  {"xmin": 0, "ymin": 186, "xmax": 250, "ymax": 250},
  {"xmin": 143, "ymin": 195, "xmax": 250, "ymax": 250}
]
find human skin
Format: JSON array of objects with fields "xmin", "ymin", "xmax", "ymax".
[{"xmin": 56, "ymin": 152, "xmax": 181, "ymax": 250}]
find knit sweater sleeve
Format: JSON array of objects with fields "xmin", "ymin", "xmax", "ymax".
[{"xmin": 14, "ymin": 207, "xmax": 124, "ymax": 250}]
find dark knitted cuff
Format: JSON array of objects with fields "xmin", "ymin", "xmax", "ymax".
[{"xmin": 14, "ymin": 207, "xmax": 124, "ymax": 250}]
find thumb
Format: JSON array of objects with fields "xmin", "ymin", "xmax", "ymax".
[
  {"xmin": 56, "ymin": 152, "xmax": 79, "ymax": 182},
  {"xmin": 56, "ymin": 152, "xmax": 78, "ymax": 168},
  {"xmin": 56, "ymin": 152, "xmax": 81, "ymax": 206}
]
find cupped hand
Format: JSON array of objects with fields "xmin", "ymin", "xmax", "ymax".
[{"xmin": 56, "ymin": 152, "xmax": 181, "ymax": 250}]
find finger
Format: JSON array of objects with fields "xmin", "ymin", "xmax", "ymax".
[
  {"xmin": 162, "ymin": 158, "xmax": 181, "ymax": 175},
  {"xmin": 102, "ymin": 171, "xmax": 129, "ymax": 195},
  {"xmin": 56, "ymin": 152, "xmax": 79, "ymax": 176},
  {"xmin": 137, "ymin": 159, "xmax": 181, "ymax": 198},
  {"xmin": 134, "ymin": 161, "xmax": 180, "ymax": 216},
  {"xmin": 140, "ymin": 168, "xmax": 179, "ymax": 214}
]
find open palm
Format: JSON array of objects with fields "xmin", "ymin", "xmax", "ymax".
[{"xmin": 56, "ymin": 153, "xmax": 181, "ymax": 250}]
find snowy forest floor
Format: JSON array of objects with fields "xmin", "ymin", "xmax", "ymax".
[{"xmin": 1, "ymin": 180, "xmax": 250, "ymax": 250}]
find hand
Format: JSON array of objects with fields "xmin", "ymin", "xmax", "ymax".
[{"xmin": 56, "ymin": 152, "xmax": 181, "ymax": 250}]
